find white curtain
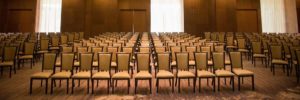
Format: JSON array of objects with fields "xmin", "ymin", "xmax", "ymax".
[
  {"xmin": 260, "ymin": 0, "xmax": 286, "ymax": 33},
  {"xmin": 36, "ymin": 0, "xmax": 62, "ymax": 33},
  {"xmin": 151, "ymin": 0, "xmax": 184, "ymax": 32}
]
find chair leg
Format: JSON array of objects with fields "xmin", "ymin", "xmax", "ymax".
[
  {"xmin": 252, "ymin": 76, "xmax": 255, "ymax": 90},
  {"xmin": 238, "ymin": 76, "xmax": 240, "ymax": 91},
  {"xmin": 128, "ymin": 79, "xmax": 130, "ymax": 94},
  {"xmin": 213, "ymin": 77, "xmax": 215, "ymax": 92},
  {"xmin": 135, "ymin": 79, "xmax": 137, "ymax": 94},
  {"xmin": 156, "ymin": 78, "xmax": 159, "ymax": 93},
  {"xmin": 150, "ymin": 79, "xmax": 152, "ymax": 93},
  {"xmin": 91, "ymin": 79, "xmax": 94, "ymax": 94},
  {"xmin": 232, "ymin": 76, "xmax": 235, "ymax": 91},
  {"xmin": 218, "ymin": 77, "xmax": 220, "ymax": 91},
  {"xmin": 193, "ymin": 78, "xmax": 196, "ymax": 93},
  {"xmin": 45, "ymin": 79, "xmax": 48, "ymax": 94},
  {"xmin": 198, "ymin": 78, "xmax": 201, "ymax": 92},
  {"xmin": 67, "ymin": 79, "xmax": 69, "ymax": 94},
  {"xmin": 178, "ymin": 78, "xmax": 180, "ymax": 93},
  {"xmin": 29, "ymin": 78, "xmax": 33, "ymax": 94}
]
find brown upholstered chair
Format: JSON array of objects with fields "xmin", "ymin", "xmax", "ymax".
[
  {"xmin": 92, "ymin": 53, "xmax": 112, "ymax": 94},
  {"xmin": 51, "ymin": 53, "xmax": 75, "ymax": 94},
  {"xmin": 175, "ymin": 52, "xmax": 196, "ymax": 93},
  {"xmin": 71, "ymin": 53, "xmax": 93, "ymax": 94},
  {"xmin": 111, "ymin": 53, "xmax": 131, "ymax": 94},
  {"xmin": 229, "ymin": 52, "xmax": 254, "ymax": 91},
  {"xmin": 30, "ymin": 53, "xmax": 57, "ymax": 94},
  {"xmin": 212, "ymin": 52, "xmax": 234, "ymax": 91},
  {"xmin": 134, "ymin": 53, "xmax": 152, "ymax": 94},
  {"xmin": 195, "ymin": 52, "xmax": 215, "ymax": 92},
  {"xmin": 155, "ymin": 52, "xmax": 174, "ymax": 93}
]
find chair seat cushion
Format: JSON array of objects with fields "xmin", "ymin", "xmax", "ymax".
[
  {"xmin": 92, "ymin": 61, "xmax": 98, "ymax": 67},
  {"xmin": 112, "ymin": 72, "xmax": 130, "ymax": 79},
  {"xmin": 171, "ymin": 61, "xmax": 176, "ymax": 66},
  {"xmin": 72, "ymin": 72, "xmax": 91, "ymax": 78},
  {"xmin": 0, "ymin": 61, "xmax": 14, "ymax": 66},
  {"xmin": 272, "ymin": 59, "xmax": 288, "ymax": 65},
  {"xmin": 264, "ymin": 50, "xmax": 268, "ymax": 53},
  {"xmin": 55, "ymin": 61, "xmax": 61, "ymax": 66},
  {"xmin": 238, "ymin": 49, "xmax": 249, "ymax": 52},
  {"xmin": 225, "ymin": 60, "xmax": 231, "ymax": 65},
  {"xmin": 37, "ymin": 50, "xmax": 49, "ymax": 54},
  {"xmin": 233, "ymin": 69, "xmax": 254, "ymax": 76},
  {"xmin": 293, "ymin": 60, "xmax": 298, "ymax": 65},
  {"xmin": 208, "ymin": 60, "xmax": 213, "ymax": 66},
  {"xmin": 156, "ymin": 70, "xmax": 174, "ymax": 78},
  {"xmin": 226, "ymin": 46, "xmax": 237, "ymax": 48},
  {"xmin": 49, "ymin": 47, "xmax": 60, "ymax": 50},
  {"xmin": 286, "ymin": 55, "xmax": 291, "ymax": 59},
  {"xmin": 197, "ymin": 70, "xmax": 215, "ymax": 77},
  {"xmin": 253, "ymin": 54, "xmax": 266, "ymax": 58},
  {"xmin": 92, "ymin": 71, "xmax": 110, "ymax": 79},
  {"xmin": 177, "ymin": 71, "xmax": 195, "ymax": 78},
  {"xmin": 52, "ymin": 72, "xmax": 71, "ymax": 78},
  {"xmin": 74, "ymin": 61, "xmax": 80, "ymax": 66},
  {"xmin": 19, "ymin": 55, "xmax": 33, "ymax": 59},
  {"xmin": 215, "ymin": 70, "xmax": 234, "ymax": 77},
  {"xmin": 111, "ymin": 62, "xmax": 117, "ymax": 67},
  {"xmin": 189, "ymin": 60, "xmax": 195, "ymax": 66},
  {"xmin": 31, "ymin": 72, "xmax": 53, "ymax": 78},
  {"xmin": 135, "ymin": 71, "xmax": 152, "ymax": 79}
]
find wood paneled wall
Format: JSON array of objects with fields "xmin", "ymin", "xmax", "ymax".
[
  {"xmin": 61, "ymin": 0, "xmax": 150, "ymax": 38},
  {"xmin": 184, "ymin": 0, "xmax": 261, "ymax": 35},
  {"xmin": 0, "ymin": 0, "xmax": 37, "ymax": 32}
]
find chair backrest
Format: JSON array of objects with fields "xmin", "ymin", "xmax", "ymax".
[
  {"xmin": 139, "ymin": 46, "xmax": 150, "ymax": 53},
  {"xmin": 171, "ymin": 46, "xmax": 181, "ymax": 61},
  {"xmin": 108, "ymin": 46, "xmax": 119, "ymax": 62},
  {"xmin": 201, "ymin": 46, "xmax": 211, "ymax": 60},
  {"xmin": 136, "ymin": 53, "xmax": 151, "ymax": 72},
  {"xmin": 195, "ymin": 52, "xmax": 207, "ymax": 70},
  {"xmin": 270, "ymin": 45, "xmax": 282, "ymax": 59},
  {"xmin": 176, "ymin": 52, "xmax": 189, "ymax": 70},
  {"xmin": 61, "ymin": 35, "xmax": 68, "ymax": 45},
  {"xmin": 212, "ymin": 52, "xmax": 225, "ymax": 70},
  {"xmin": 252, "ymin": 42, "xmax": 262, "ymax": 54},
  {"xmin": 226, "ymin": 36, "xmax": 234, "ymax": 46},
  {"xmin": 157, "ymin": 53, "xmax": 170, "ymax": 70},
  {"xmin": 186, "ymin": 46, "xmax": 196, "ymax": 60},
  {"xmin": 61, "ymin": 53, "xmax": 75, "ymax": 71},
  {"xmin": 155, "ymin": 46, "xmax": 166, "ymax": 53},
  {"xmin": 237, "ymin": 38, "xmax": 246, "ymax": 49},
  {"xmin": 42, "ymin": 53, "xmax": 57, "ymax": 71},
  {"xmin": 204, "ymin": 32, "xmax": 211, "ymax": 40},
  {"xmin": 79, "ymin": 53, "xmax": 93, "ymax": 71},
  {"xmin": 218, "ymin": 32, "xmax": 225, "ymax": 43},
  {"xmin": 62, "ymin": 46, "xmax": 73, "ymax": 53},
  {"xmin": 51, "ymin": 37, "xmax": 59, "ymax": 46},
  {"xmin": 117, "ymin": 53, "xmax": 130, "ymax": 71},
  {"xmin": 92, "ymin": 47, "xmax": 103, "ymax": 61},
  {"xmin": 98, "ymin": 53, "xmax": 111, "ymax": 71},
  {"xmin": 229, "ymin": 52, "xmax": 243, "ymax": 70},
  {"xmin": 77, "ymin": 46, "xmax": 88, "ymax": 59},
  {"xmin": 40, "ymin": 39, "xmax": 49, "ymax": 50},
  {"xmin": 214, "ymin": 45, "xmax": 224, "ymax": 53},
  {"xmin": 68, "ymin": 34, "xmax": 74, "ymax": 42},
  {"xmin": 24, "ymin": 42, "xmax": 35, "ymax": 55},
  {"xmin": 3, "ymin": 46, "xmax": 17, "ymax": 61}
]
